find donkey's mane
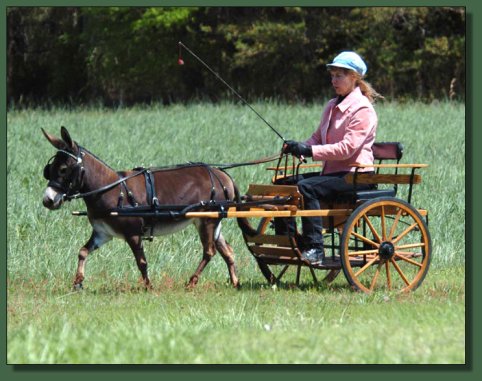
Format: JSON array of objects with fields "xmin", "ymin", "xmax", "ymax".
[{"xmin": 78, "ymin": 145, "xmax": 116, "ymax": 171}]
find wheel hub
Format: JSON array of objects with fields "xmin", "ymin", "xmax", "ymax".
[{"xmin": 378, "ymin": 241, "xmax": 395, "ymax": 260}]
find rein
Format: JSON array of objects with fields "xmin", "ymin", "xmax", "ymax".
[
  {"xmin": 46, "ymin": 146, "xmax": 283, "ymax": 202},
  {"xmin": 65, "ymin": 169, "xmax": 147, "ymax": 201},
  {"xmin": 200, "ymin": 153, "xmax": 282, "ymax": 170}
]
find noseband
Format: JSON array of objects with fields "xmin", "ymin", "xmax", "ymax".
[{"xmin": 43, "ymin": 148, "xmax": 85, "ymax": 200}]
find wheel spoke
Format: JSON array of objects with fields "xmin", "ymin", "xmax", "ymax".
[
  {"xmin": 381, "ymin": 205, "xmax": 387, "ymax": 241},
  {"xmin": 355, "ymin": 255, "xmax": 379, "ymax": 277},
  {"xmin": 394, "ymin": 252, "xmax": 423, "ymax": 267},
  {"xmin": 385, "ymin": 261, "xmax": 392, "ymax": 290},
  {"xmin": 392, "ymin": 222, "xmax": 418, "ymax": 244},
  {"xmin": 396, "ymin": 250, "xmax": 419, "ymax": 256},
  {"xmin": 362, "ymin": 214, "xmax": 382, "ymax": 243},
  {"xmin": 348, "ymin": 249, "xmax": 379, "ymax": 256},
  {"xmin": 369, "ymin": 262, "xmax": 383, "ymax": 291},
  {"xmin": 390, "ymin": 258, "xmax": 410, "ymax": 286},
  {"xmin": 350, "ymin": 231, "xmax": 379, "ymax": 248},
  {"xmin": 388, "ymin": 208, "xmax": 403, "ymax": 240},
  {"xmin": 396, "ymin": 242, "xmax": 426, "ymax": 250}
]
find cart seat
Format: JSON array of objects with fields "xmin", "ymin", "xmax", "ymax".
[
  {"xmin": 354, "ymin": 188, "xmax": 397, "ymax": 201},
  {"xmin": 331, "ymin": 142, "xmax": 403, "ymax": 204},
  {"xmin": 338, "ymin": 142, "xmax": 427, "ymax": 206}
]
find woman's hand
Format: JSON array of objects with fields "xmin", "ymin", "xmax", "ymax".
[{"xmin": 282, "ymin": 140, "xmax": 313, "ymax": 158}]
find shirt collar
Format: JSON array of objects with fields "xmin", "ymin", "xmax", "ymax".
[{"xmin": 334, "ymin": 86, "xmax": 363, "ymax": 112}]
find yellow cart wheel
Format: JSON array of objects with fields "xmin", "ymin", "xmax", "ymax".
[{"xmin": 340, "ymin": 197, "xmax": 431, "ymax": 293}]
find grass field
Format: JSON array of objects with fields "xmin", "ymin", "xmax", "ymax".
[{"xmin": 7, "ymin": 100, "xmax": 465, "ymax": 364}]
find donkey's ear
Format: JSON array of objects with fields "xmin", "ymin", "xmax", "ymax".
[
  {"xmin": 41, "ymin": 128, "xmax": 66, "ymax": 150},
  {"xmin": 60, "ymin": 126, "xmax": 76, "ymax": 150}
]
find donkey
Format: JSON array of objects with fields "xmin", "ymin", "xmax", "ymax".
[{"xmin": 42, "ymin": 127, "xmax": 240, "ymax": 290}]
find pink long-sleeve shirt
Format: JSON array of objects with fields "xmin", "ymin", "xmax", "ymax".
[{"xmin": 305, "ymin": 86, "xmax": 378, "ymax": 175}]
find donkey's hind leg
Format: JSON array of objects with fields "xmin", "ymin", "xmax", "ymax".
[
  {"xmin": 125, "ymin": 235, "xmax": 151, "ymax": 289},
  {"xmin": 215, "ymin": 230, "xmax": 239, "ymax": 288},
  {"xmin": 188, "ymin": 219, "xmax": 219, "ymax": 288}
]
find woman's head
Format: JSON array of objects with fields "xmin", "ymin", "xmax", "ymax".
[{"xmin": 327, "ymin": 51, "xmax": 383, "ymax": 103}]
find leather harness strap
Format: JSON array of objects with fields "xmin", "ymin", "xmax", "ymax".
[{"xmin": 144, "ymin": 169, "xmax": 159, "ymax": 207}]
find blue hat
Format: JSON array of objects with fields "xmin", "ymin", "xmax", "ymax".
[{"xmin": 326, "ymin": 51, "xmax": 367, "ymax": 76}]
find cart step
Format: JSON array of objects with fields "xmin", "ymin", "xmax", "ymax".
[
  {"xmin": 249, "ymin": 245, "xmax": 298, "ymax": 257},
  {"xmin": 244, "ymin": 234, "xmax": 292, "ymax": 246},
  {"xmin": 256, "ymin": 254, "xmax": 342, "ymax": 269}
]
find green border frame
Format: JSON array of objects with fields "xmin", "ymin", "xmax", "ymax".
[{"xmin": 1, "ymin": 0, "xmax": 477, "ymax": 379}]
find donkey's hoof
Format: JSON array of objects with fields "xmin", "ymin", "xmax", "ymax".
[
  {"xmin": 186, "ymin": 276, "xmax": 198, "ymax": 289},
  {"xmin": 73, "ymin": 283, "xmax": 83, "ymax": 291}
]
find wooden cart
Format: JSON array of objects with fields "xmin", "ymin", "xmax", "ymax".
[{"xmin": 235, "ymin": 142, "xmax": 431, "ymax": 293}]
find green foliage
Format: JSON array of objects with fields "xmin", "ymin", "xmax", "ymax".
[
  {"xmin": 132, "ymin": 7, "xmax": 195, "ymax": 30},
  {"xmin": 8, "ymin": 7, "xmax": 465, "ymax": 105}
]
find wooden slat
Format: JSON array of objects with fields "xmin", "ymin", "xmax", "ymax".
[
  {"xmin": 362, "ymin": 205, "xmax": 428, "ymax": 216},
  {"xmin": 247, "ymin": 184, "xmax": 301, "ymax": 197},
  {"xmin": 266, "ymin": 163, "xmax": 323, "ymax": 171},
  {"xmin": 237, "ymin": 203, "xmax": 298, "ymax": 212},
  {"xmin": 345, "ymin": 173, "xmax": 422, "ymax": 185},
  {"xmin": 249, "ymin": 245, "xmax": 298, "ymax": 257},
  {"xmin": 244, "ymin": 234, "xmax": 292, "ymax": 246},
  {"xmin": 255, "ymin": 256, "xmax": 302, "ymax": 265},
  {"xmin": 350, "ymin": 163, "xmax": 428, "ymax": 169},
  {"xmin": 246, "ymin": 184, "xmax": 304, "ymax": 208}
]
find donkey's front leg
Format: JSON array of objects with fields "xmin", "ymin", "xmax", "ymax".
[
  {"xmin": 125, "ymin": 235, "xmax": 151, "ymax": 289},
  {"xmin": 74, "ymin": 230, "xmax": 111, "ymax": 290}
]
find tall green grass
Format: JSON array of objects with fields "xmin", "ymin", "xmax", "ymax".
[{"xmin": 7, "ymin": 101, "xmax": 465, "ymax": 364}]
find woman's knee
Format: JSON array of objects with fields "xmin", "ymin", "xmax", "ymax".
[{"xmin": 297, "ymin": 179, "xmax": 318, "ymax": 199}]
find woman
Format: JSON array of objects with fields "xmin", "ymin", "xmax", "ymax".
[{"xmin": 281, "ymin": 51, "xmax": 383, "ymax": 264}]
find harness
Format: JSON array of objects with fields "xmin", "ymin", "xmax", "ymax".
[
  {"xmin": 43, "ymin": 148, "xmax": 291, "ymax": 239},
  {"xmin": 43, "ymin": 147, "xmax": 240, "ymax": 213}
]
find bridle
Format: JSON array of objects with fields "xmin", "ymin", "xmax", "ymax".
[{"xmin": 43, "ymin": 148, "xmax": 85, "ymax": 201}]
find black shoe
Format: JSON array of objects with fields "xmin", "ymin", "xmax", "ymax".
[{"xmin": 301, "ymin": 247, "xmax": 325, "ymax": 264}]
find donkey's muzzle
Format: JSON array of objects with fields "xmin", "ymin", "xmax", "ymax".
[{"xmin": 43, "ymin": 187, "xmax": 64, "ymax": 210}]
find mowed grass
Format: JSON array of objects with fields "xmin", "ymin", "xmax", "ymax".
[{"xmin": 7, "ymin": 101, "xmax": 465, "ymax": 364}]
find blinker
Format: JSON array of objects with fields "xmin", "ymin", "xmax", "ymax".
[{"xmin": 43, "ymin": 164, "xmax": 51, "ymax": 180}]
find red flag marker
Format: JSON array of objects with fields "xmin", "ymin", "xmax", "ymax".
[{"xmin": 178, "ymin": 42, "xmax": 184, "ymax": 65}]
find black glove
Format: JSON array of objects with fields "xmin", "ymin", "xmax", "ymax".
[{"xmin": 282, "ymin": 140, "xmax": 313, "ymax": 158}]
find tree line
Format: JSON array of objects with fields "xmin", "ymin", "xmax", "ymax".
[{"xmin": 7, "ymin": 6, "xmax": 465, "ymax": 106}]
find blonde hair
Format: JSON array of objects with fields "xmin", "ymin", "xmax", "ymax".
[
  {"xmin": 330, "ymin": 67, "xmax": 384, "ymax": 103},
  {"xmin": 352, "ymin": 72, "xmax": 384, "ymax": 103}
]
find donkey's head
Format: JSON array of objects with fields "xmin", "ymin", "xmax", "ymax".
[{"xmin": 42, "ymin": 127, "xmax": 84, "ymax": 210}]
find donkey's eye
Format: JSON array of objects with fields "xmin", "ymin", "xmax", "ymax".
[{"xmin": 58, "ymin": 166, "xmax": 68, "ymax": 176}]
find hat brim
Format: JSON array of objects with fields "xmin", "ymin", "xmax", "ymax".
[{"xmin": 326, "ymin": 63, "xmax": 360, "ymax": 73}]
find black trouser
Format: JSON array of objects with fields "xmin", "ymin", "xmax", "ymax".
[{"xmin": 275, "ymin": 171, "xmax": 373, "ymax": 247}]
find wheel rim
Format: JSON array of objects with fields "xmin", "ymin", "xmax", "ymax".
[{"xmin": 340, "ymin": 198, "xmax": 431, "ymax": 293}]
